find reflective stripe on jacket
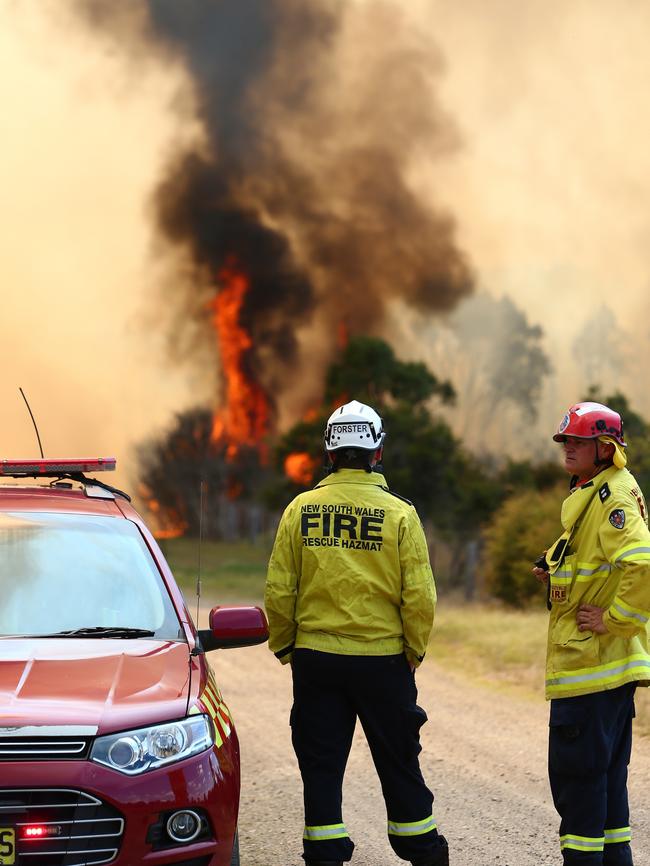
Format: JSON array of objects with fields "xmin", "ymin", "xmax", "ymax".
[
  {"xmin": 264, "ymin": 469, "xmax": 436, "ymax": 666},
  {"xmin": 546, "ymin": 465, "xmax": 650, "ymax": 699}
]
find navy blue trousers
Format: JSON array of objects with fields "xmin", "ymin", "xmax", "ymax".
[
  {"xmin": 549, "ymin": 683, "xmax": 636, "ymax": 866},
  {"xmin": 290, "ymin": 649, "xmax": 448, "ymax": 864}
]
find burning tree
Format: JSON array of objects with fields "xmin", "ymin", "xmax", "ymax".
[
  {"xmin": 138, "ymin": 337, "xmax": 502, "ymax": 544},
  {"xmin": 138, "ymin": 408, "xmax": 275, "ymax": 540}
]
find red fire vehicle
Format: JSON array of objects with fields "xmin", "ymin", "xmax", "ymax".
[{"xmin": 0, "ymin": 458, "xmax": 268, "ymax": 866}]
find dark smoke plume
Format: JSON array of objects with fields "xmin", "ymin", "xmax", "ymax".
[{"xmin": 75, "ymin": 0, "xmax": 473, "ymax": 420}]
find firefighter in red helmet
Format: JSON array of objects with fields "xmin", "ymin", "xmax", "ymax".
[
  {"xmin": 534, "ymin": 401, "xmax": 650, "ymax": 866},
  {"xmin": 265, "ymin": 400, "xmax": 448, "ymax": 866},
  {"xmin": 553, "ymin": 401, "xmax": 628, "ymax": 470}
]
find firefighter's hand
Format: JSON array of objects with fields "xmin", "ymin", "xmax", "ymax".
[
  {"xmin": 532, "ymin": 566, "xmax": 549, "ymax": 585},
  {"xmin": 577, "ymin": 604, "xmax": 608, "ymax": 634}
]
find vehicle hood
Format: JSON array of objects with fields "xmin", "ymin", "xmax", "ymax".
[{"xmin": 0, "ymin": 639, "xmax": 191, "ymax": 735}]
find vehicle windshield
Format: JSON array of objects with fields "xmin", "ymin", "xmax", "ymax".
[{"xmin": 0, "ymin": 511, "xmax": 183, "ymax": 640}]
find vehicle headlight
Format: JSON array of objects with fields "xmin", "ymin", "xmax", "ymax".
[{"xmin": 91, "ymin": 715, "xmax": 213, "ymax": 775}]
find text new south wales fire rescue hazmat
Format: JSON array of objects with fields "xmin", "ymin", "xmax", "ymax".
[{"xmin": 301, "ymin": 505, "xmax": 385, "ymax": 550}]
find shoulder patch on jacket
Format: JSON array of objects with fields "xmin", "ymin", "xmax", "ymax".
[
  {"xmin": 381, "ymin": 486, "xmax": 413, "ymax": 506},
  {"xmin": 609, "ymin": 508, "xmax": 626, "ymax": 529},
  {"xmin": 598, "ymin": 482, "xmax": 611, "ymax": 503}
]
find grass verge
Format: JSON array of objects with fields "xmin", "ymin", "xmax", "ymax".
[
  {"xmin": 432, "ymin": 599, "xmax": 650, "ymax": 734},
  {"xmin": 430, "ymin": 600, "xmax": 549, "ymax": 698},
  {"xmin": 160, "ymin": 537, "xmax": 268, "ymax": 606}
]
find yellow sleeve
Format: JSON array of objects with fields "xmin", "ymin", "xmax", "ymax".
[
  {"xmin": 264, "ymin": 503, "xmax": 301, "ymax": 664},
  {"xmin": 399, "ymin": 508, "xmax": 436, "ymax": 667},
  {"xmin": 599, "ymin": 496, "xmax": 650, "ymax": 637}
]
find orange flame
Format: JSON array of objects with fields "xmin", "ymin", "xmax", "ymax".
[
  {"xmin": 226, "ymin": 477, "xmax": 244, "ymax": 500},
  {"xmin": 153, "ymin": 525, "xmax": 187, "ymax": 540},
  {"xmin": 139, "ymin": 489, "xmax": 188, "ymax": 539},
  {"xmin": 210, "ymin": 262, "xmax": 270, "ymax": 462},
  {"xmin": 284, "ymin": 452, "xmax": 319, "ymax": 485}
]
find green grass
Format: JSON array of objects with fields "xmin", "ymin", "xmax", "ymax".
[
  {"xmin": 160, "ymin": 537, "xmax": 269, "ymax": 606},
  {"xmin": 430, "ymin": 601, "xmax": 549, "ymax": 697}
]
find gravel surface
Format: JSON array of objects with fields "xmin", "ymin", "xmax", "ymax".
[{"xmin": 213, "ymin": 644, "xmax": 650, "ymax": 866}]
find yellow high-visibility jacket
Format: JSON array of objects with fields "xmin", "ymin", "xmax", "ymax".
[
  {"xmin": 545, "ymin": 465, "xmax": 650, "ymax": 699},
  {"xmin": 265, "ymin": 469, "xmax": 436, "ymax": 667}
]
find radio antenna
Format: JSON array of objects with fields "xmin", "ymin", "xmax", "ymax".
[
  {"xmin": 19, "ymin": 387, "xmax": 45, "ymax": 458},
  {"xmin": 196, "ymin": 479, "xmax": 206, "ymax": 627}
]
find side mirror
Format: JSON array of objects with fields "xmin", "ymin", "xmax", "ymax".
[{"xmin": 198, "ymin": 605, "xmax": 269, "ymax": 652}]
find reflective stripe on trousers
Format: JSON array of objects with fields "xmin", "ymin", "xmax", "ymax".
[
  {"xmin": 387, "ymin": 814, "xmax": 437, "ymax": 837},
  {"xmin": 604, "ymin": 826, "xmax": 632, "ymax": 844},
  {"xmin": 304, "ymin": 823, "xmax": 350, "ymax": 841},
  {"xmin": 560, "ymin": 834, "xmax": 604, "ymax": 853}
]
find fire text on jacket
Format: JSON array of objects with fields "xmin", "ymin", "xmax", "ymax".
[{"xmin": 300, "ymin": 504, "xmax": 385, "ymax": 550}]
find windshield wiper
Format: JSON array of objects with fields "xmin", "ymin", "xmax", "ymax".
[{"xmin": 23, "ymin": 626, "xmax": 156, "ymax": 639}]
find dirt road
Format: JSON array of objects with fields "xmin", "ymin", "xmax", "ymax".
[{"xmin": 214, "ymin": 644, "xmax": 650, "ymax": 866}]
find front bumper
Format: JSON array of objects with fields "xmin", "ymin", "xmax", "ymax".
[{"xmin": 0, "ymin": 731, "xmax": 240, "ymax": 866}]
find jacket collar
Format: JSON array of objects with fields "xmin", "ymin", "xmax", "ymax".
[
  {"xmin": 560, "ymin": 464, "xmax": 620, "ymax": 531},
  {"xmin": 315, "ymin": 469, "xmax": 388, "ymax": 488}
]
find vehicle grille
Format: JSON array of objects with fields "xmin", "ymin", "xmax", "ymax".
[
  {"xmin": 0, "ymin": 788, "xmax": 124, "ymax": 865},
  {"xmin": 0, "ymin": 737, "xmax": 91, "ymax": 761}
]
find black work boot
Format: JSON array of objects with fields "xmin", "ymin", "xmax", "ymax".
[{"xmin": 411, "ymin": 834, "xmax": 449, "ymax": 866}]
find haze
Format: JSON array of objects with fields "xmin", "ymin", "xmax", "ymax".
[{"xmin": 3, "ymin": 0, "xmax": 650, "ymax": 490}]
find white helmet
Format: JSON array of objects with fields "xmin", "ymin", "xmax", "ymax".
[{"xmin": 324, "ymin": 400, "xmax": 386, "ymax": 452}]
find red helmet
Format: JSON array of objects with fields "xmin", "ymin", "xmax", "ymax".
[{"xmin": 553, "ymin": 402, "xmax": 626, "ymax": 446}]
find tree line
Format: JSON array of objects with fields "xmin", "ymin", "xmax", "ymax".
[{"xmin": 138, "ymin": 335, "xmax": 650, "ymax": 606}]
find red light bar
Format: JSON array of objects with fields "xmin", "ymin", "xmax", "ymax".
[
  {"xmin": 22, "ymin": 824, "xmax": 62, "ymax": 838},
  {"xmin": 0, "ymin": 458, "xmax": 116, "ymax": 477}
]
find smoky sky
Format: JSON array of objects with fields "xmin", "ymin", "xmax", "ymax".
[{"xmin": 75, "ymin": 0, "xmax": 473, "ymax": 419}]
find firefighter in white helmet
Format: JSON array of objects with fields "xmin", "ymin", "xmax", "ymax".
[
  {"xmin": 265, "ymin": 400, "xmax": 448, "ymax": 866},
  {"xmin": 534, "ymin": 401, "xmax": 650, "ymax": 866}
]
